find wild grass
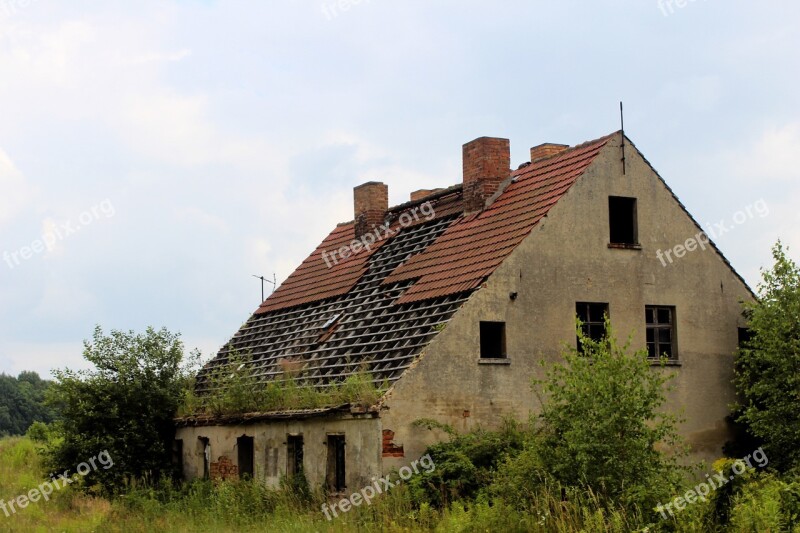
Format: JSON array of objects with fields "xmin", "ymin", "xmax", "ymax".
[{"xmin": 3, "ymin": 435, "xmax": 799, "ymax": 532}]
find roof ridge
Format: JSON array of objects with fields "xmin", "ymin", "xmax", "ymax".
[{"xmin": 520, "ymin": 130, "xmax": 619, "ymax": 169}]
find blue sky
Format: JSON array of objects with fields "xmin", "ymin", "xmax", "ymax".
[{"xmin": 1, "ymin": 0, "xmax": 798, "ymax": 377}]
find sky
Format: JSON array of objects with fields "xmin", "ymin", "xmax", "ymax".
[{"xmin": 1, "ymin": 1, "xmax": 798, "ymax": 378}]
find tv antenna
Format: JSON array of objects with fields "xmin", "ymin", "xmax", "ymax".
[
  {"xmin": 620, "ymin": 101, "xmax": 626, "ymax": 175},
  {"xmin": 252, "ymin": 273, "xmax": 276, "ymax": 302}
]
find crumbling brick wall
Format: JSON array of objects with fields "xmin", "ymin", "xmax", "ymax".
[{"xmin": 210, "ymin": 456, "xmax": 238, "ymax": 481}]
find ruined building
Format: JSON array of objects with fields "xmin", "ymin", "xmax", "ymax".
[{"xmin": 175, "ymin": 131, "xmax": 752, "ymax": 492}]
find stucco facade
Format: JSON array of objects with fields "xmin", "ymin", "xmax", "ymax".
[
  {"xmin": 381, "ymin": 136, "xmax": 752, "ymax": 469},
  {"xmin": 177, "ymin": 133, "xmax": 752, "ymax": 487},
  {"xmin": 176, "ymin": 413, "xmax": 381, "ymax": 491}
]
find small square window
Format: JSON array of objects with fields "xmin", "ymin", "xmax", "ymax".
[
  {"xmin": 609, "ymin": 196, "xmax": 638, "ymax": 245},
  {"xmin": 576, "ymin": 302, "xmax": 608, "ymax": 353},
  {"xmin": 646, "ymin": 306, "xmax": 677, "ymax": 360},
  {"xmin": 479, "ymin": 321, "xmax": 506, "ymax": 359}
]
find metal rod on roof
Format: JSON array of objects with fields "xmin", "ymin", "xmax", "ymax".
[
  {"xmin": 620, "ymin": 101, "xmax": 626, "ymax": 175},
  {"xmin": 252, "ymin": 273, "xmax": 276, "ymax": 302}
]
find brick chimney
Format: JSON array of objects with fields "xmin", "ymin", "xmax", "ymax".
[
  {"xmin": 410, "ymin": 188, "xmax": 444, "ymax": 202},
  {"xmin": 530, "ymin": 143, "xmax": 568, "ymax": 162},
  {"xmin": 462, "ymin": 137, "xmax": 510, "ymax": 213},
  {"xmin": 354, "ymin": 181, "xmax": 388, "ymax": 239}
]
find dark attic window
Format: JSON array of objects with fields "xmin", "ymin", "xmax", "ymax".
[
  {"xmin": 479, "ymin": 321, "xmax": 506, "ymax": 359},
  {"xmin": 608, "ymin": 196, "xmax": 639, "ymax": 246}
]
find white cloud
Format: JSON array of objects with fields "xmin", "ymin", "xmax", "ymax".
[
  {"xmin": 132, "ymin": 48, "xmax": 192, "ymax": 65},
  {"xmin": 659, "ymin": 75, "xmax": 722, "ymax": 112},
  {"xmin": 32, "ymin": 278, "xmax": 99, "ymax": 321},
  {"xmin": 739, "ymin": 123, "xmax": 800, "ymax": 183},
  {"xmin": 0, "ymin": 148, "xmax": 36, "ymax": 229},
  {"xmin": 0, "ymin": 341, "xmax": 89, "ymax": 378}
]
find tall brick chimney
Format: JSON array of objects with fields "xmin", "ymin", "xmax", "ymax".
[
  {"xmin": 530, "ymin": 142, "xmax": 568, "ymax": 162},
  {"xmin": 462, "ymin": 137, "xmax": 510, "ymax": 213},
  {"xmin": 354, "ymin": 181, "xmax": 388, "ymax": 239}
]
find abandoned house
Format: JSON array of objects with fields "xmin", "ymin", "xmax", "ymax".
[{"xmin": 175, "ymin": 131, "xmax": 753, "ymax": 492}]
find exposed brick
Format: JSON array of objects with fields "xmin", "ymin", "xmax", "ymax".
[
  {"xmin": 382, "ymin": 429, "xmax": 404, "ymax": 457},
  {"xmin": 354, "ymin": 182, "xmax": 388, "ymax": 240},
  {"xmin": 410, "ymin": 188, "xmax": 444, "ymax": 202},
  {"xmin": 462, "ymin": 137, "xmax": 510, "ymax": 213},
  {"xmin": 210, "ymin": 456, "xmax": 239, "ymax": 482},
  {"xmin": 530, "ymin": 143, "xmax": 569, "ymax": 162}
]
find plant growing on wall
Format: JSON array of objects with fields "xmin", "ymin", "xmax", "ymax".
[{"xmin": 180, "ymin": 352, "xmax": 387, "ymax": 417}]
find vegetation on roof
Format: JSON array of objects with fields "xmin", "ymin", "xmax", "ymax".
[{"xmin": 178, "ymin": 351, "xmax": 387, "ymax": 417}]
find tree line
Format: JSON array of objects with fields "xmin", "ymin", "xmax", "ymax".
[{"xmin": 0, "ymin": 371, "xmax": 56, "ymax": 436}]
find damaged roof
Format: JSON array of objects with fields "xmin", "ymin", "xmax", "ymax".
[{"xmin": 197, "ymin": 132, "xmax": 615, "ymax": 394}]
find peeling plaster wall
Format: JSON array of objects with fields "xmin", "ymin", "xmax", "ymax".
[
  {"xmin": 175, "ymin": 415, "xmax": 381, "ymax": 490},
  {"xmin": 380, "ymin": 135, "xmax": 753, "ymax": 470}
]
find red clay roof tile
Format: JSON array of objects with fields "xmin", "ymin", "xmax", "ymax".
[
  {"xmin": 386, "ymin": 134, "xmax": 614, "ymax": 303},
  {"xmin": 257, "ymin": 133, "xmax": 614, "ymax": 313}
]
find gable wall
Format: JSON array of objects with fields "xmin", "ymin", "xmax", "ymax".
[{"xmin": 380, "ymin": 134, "xmax": 753, "ymax": 470}]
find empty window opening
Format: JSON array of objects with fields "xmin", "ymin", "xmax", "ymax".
[
  {"xmin": 326, "ymin": 434, "xmax": 346, "ymax": 493},
  {"xmin": 609, "ymin": 196, "xmax": 638, "ymax": 245},
  {"xmin": 172, "ymin": 439, "xmax": 183, "ymax": 480},
  {"xmin": 576, "ymin": 302, "xmax": 609, "ymax": 352},
  {"xmin": 738, "ymin": 327, "xmax": 753, "ymax": 348},
  {"xmin": 646, "ymin": 306, "xmax": 677, "ymax": 359},
  {"xmin": 286, "ymin": 435, "xmax": 304, "ymax": 476},
  {"xmin": 199, "ymin": 437, "xmax": 211, "ymax": 479},
  {"xmin": 479, "ymin": 321, "xmax": 507, "ymax": 359},
  {"xmin": 237, "ymin": 435, "xmax": 255, "ymax": 480}
]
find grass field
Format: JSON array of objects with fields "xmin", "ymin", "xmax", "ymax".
[{"xmin": 2, "ymin": 436, "xmax": 797, "ymax": 532}]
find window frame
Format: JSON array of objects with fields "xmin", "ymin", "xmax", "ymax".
[
  {"xmin": 575, "ymin": 302, "xmax": 609, "ymax": 353},
  {"xmin": 608, "ymin": 196, "xmax": 640, "ymax": 248},
  {"xmin": 479, "ymin": 321, "xmax": 507, "ymax": 359},
  {"xmin": 645, "ymin": 305, "xmax": 678, "ymax": 361},
  {"xmin": 286, "ymin": 434, "xmax": 304, "ymax": 477},
  {"xmin": 326, "ymin": 434, "xmax": 346, "ymax": 493}
]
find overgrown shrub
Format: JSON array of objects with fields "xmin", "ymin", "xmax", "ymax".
[
  {"xmin": 45, "ymin": 326, "xmax": 199, "ymax": 494},
  {"xmin": 532, "ymin": 319, "xmax": 688, "ymax": 514},
  {"xmin": 408, "ymin": 418, "xmax": 525, "ymax": 507},
  {"xmin": 734, "ymin": 241, "xmax": 800, "ymax": 472}
]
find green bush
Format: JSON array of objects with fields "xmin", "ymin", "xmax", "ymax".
[
  {"xmin": 408, "ymin": 418, "xmax": 525, "ymax": 507},
  {"xmin": 734, "ymin": 241, "xmax": 800, "ymax": 472},
  {"xmin": 728, "ymin": 474, "xmax": 792, "ymax": 532},
  {"xmin": 532, "ymin": 319, "xmax": 688, "ymax": 515},
  {"xmin": 45, "ymin": 326, "xmax": 199, "ymax": 495}
]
